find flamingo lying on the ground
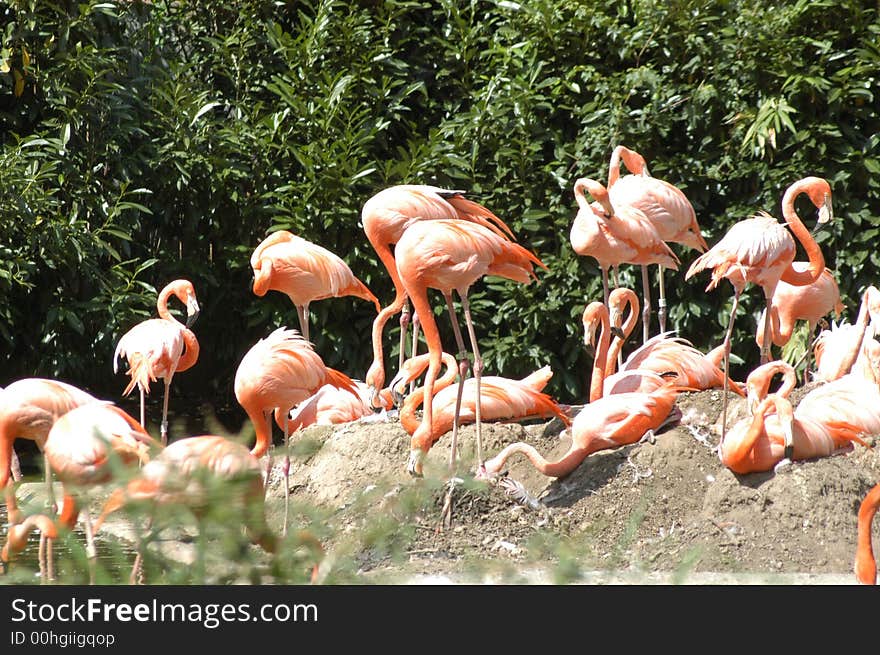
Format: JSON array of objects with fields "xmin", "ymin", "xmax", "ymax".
[
  {"xmin": 478, "ymin": 301, "xmax": 683, "ymax": 481},
  {"xmin": 395, "ymin": 352, "xmax": 571, "ymax": 469},
  {"xmin": 593, "ymin": 288, "xmax": 745, "ymax": 400},
  {"xmin": 811, "ymin": 286, "xmax": 880, "ymax": 383}
]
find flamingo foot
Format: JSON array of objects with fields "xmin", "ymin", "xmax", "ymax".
[
  {"xmin": 437, "ymin": 476, "xmax": 463, "ymax": 532},
  {"xmin": 773, "ymin": 458, "xmax": 792, "ymax": 473},
  {"xmin": 638, "ymin": 429, "xmax": 657, "ymax": 444},
  {"xmin": 498, "ymin": 475, "xmax": 541, "ymax": 511}
]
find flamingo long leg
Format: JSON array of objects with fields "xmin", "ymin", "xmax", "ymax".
[
  {"xmin": 657, "ymin": 265, "xmax": 668, "ymax": 334},
  {"xmin": 296, "ymin": 304, "xmax": 310, "ymax": 343},
  {"xmin": 398, "ymin": 299, "xmax": 411, "ymax": 373},
  {"xmin": 759, "ymin": 294, "xmax": 775, "ymax": 366},
  {"xmin": 282, "ymin": 414, "xmax": 290, "ymax": 538},
  {"xmin": 161, "ymin": 378, "xmax": 172, "ymax": 445},
  {"xmin": 442, "ymin": 292, "xmax": 471, "ymax": 473},
  {"xmin": 459, "ymin": 294, "xmax": 484, "ymax": 468},
  {"xmin": 720, "ymin": 288, "xmax": 742, "ymax": 446},
  {"xmin": 641, "ymin": 265, "xmax": 652, "ymax": 344}
]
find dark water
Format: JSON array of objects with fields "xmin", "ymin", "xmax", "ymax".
[{"xmin": 1, "ymin": 502, "xmax": 137, "ymax": 585}]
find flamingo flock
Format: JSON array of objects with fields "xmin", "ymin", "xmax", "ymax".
[{"xmin": 1, "ymin": 148, "xmax": 877, "ymax": 585}]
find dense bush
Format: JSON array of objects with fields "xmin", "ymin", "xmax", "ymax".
[{"xmin": 1, "ymin": 0, "xmax": 878, "ymax": 414}]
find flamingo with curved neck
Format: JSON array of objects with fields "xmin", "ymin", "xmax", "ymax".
[
  {"xmin": 114, "ymin": 279, "xmax": 201, "ymax": 444},
  {"xmin": 607, "ymin": 145, "xmax": 707, "ymax": 339},
  {"xmin": 855, "ymin": 483, "xmax": 880, "ymax": 584},
  {"xmin": 569, "ymin": 178, "xmax": 679, "ymax": 317},
  {"xmin": 686, "ymin": 176, "xmax": 833, "ymax": 444},
  {"xmin": 744, "ymin": 360, "xmax": 798, "ymax": 414},
  {"xmin": 479, "ymin": 301, "xmax": 681, "ymax": 480},
  {"xmin": 362, "ymin": 186, "xmax": 516, "ymax": 407}
]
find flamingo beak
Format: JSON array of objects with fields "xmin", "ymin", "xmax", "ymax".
[
  {"xmin": 817, "ymin": 194, "xmax": 832, "ymax": 225},
  {"xmin": 185, "ymin": 296, "xmax": 200, "ymax": 328}
]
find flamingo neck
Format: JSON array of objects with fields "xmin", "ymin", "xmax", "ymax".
[
  {"xmin": 247, "ymin": 408, "xmax": 273, "ymax": 459},
  {"xmin": 399, "ymin": 354, "xmax": 458, "ymax": 437},
  {"xmin": 779, "ymin": 180, "xmax": 825, "ymax": 286},
  {"xmin": 605, "ymin": 290, "xmax": 639, "ymax": 379},
  {"xmin": 157, "ymin": 285, "xmax": 182, "ymax": 324},
  {"xmin": 856, "ymin": 484, "xmax": 880, "ymax": 584},
  {"xmin": 366, "ymin": 241, "xmax": 408, "ymax": 393},
  {"xmin": 607, "ymin": 146, "xmax": 624, "ymax": 187},
  {"xmin": 487, "ymin": 442, "xmax": 588, "ymax": 478},
  {"xmin": 589, "ymin": 310, "xmax": 611, "ymax": 403}
]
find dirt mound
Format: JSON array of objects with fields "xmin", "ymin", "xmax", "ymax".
[{"xmin": 269, "ymin": 389, "xmax": 879, "ymax": 583}]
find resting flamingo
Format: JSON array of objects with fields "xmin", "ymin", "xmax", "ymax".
[
  {"xmin": 250, "ymin": 230, "xmax": 381, "ymax": 343},
  {"xmin": 114, "ymin": 279, "xmax": 201, "ymax": 444},
  {"xmin": 395, "ymin": 352, "xmax": 570, "ymax": 460},
  {"xmin": 361, "ymin": 185, "xmax": 516, "ymax": 406},
  {"xmin": 755, "ymin": 265, "xmax": 843, "ymax": 380},
  {"xmin": 234, "ymin": 326, "xmax": 359, "ymax": 536},
  {"xmin": 719, "ymin": 394, "xmax": 871, "ymax": 475},
  {"xmin": 685, "ymin": 176, "xmax": 833, "ymax": 442},
  {"xmin": 394, "ymin": 218, "xmax": 546, "ymax": 480},
  {"xmin": 606, "ymin": 145, "xmax": 707, "ymax": 338},
  {"xmin": 93, "ymin": 434, "xmax": 324, "ymax": 584},
  {"xmin": 569, "ymin": 177, "xmax": 680, "ymax": 330},
  {"xmin": 812, "ymin": 286, "xmax": 880, "ymax": 383},
  {"xmin": 43, "ymin": 402, "xmax": 160, "ymax": 582},
  {"xmin": 595, "ymin": 288, "xmax": 745, "ymax": 400},
  {"xmin": 287, "ymin": 381, "xmax": 394, "ymax": 433},
  {"xmin": 855, "ymin": 483, "xmax": 880, "ymax": 585},
  {"xmin": 478, "ymin": 301, "xmax": 683, "ymax": 481}
]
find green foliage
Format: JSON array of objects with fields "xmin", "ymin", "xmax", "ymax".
[{"xmin": 0, "ymin": 0, "xmax": 878, "ymax": 408}]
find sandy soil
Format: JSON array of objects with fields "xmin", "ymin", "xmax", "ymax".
[{"xmin": 271, "ymin": 386, "xmax": 879, "ymax": 585}]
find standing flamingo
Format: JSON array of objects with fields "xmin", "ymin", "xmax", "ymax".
[
  {"xmin": 606, "ymin": 145, "xmax": 707, "ymax": 339},
  {"xmin": 685, "ymin": 176, "xmax": 833, "ymax": 441},
  {"xmin": 394, "ymin": 218, "xmax": 546, "ymax": 479},
  {"xmin": 43, "ymin": 402, "xmax": 160, "ymax": 582},
  {"xmin": 234, "ymin": 327, "xmax": 359, "ymax": 536},
  {"xmin": 114, "ymin": 279, "xmax": 201, "ymax": 444},
  {"xmin": 361, "ymin": 185, "xmax": 516, "ymax": 405},
  {"xmin": 755, "ymin": 265, "xmax": 843, "ymax": 380},
  {"xmin": 811, "ymin": 286, "xmax": 880, "ymax": 383},
  {"xmin": 478, "ymin": 301, "xmax": 682, "ymax": 481},
  {"xmin": 250, "ymin": 230, "xmax": 381, "ymax": 343},
  {"xmin": 855, "ymin": 483, "xmax": 880, "ymax": 585},
  {"xmin": 569, "ymin": 177, "xmax": 680, "ymax": 326}
]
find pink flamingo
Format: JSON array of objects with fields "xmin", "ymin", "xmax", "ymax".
[
  {"xmin": 685, "ymin": 176, "xmax": 833, "ymax": 442},
  {"xmin": 361, "ymin": 185, "xmax": 516, "ymax": 406},
  {"xmin": 394, "ymin": 218, "xmax": 546, "ymax": 479},
  {"xmin": 607, "ymin": 145, "xmax": 707, "ymax": 338},
  {"xmin": 569, "ymin": 177, "xmax": 680, "ymax": 333},
  {"xmin": 755, "ymin": 265, "xmax": 843, "ymax": 380},
  {"xmin": 114, "ymin": 279, "xmax": 201, "ymax": 444},
  {"xmin": 478, "ymin": 301, "xmax": 682, "ymax": 481},
  {"xmin": 233, "ymin": 326, "xmax": 359, "ymax": 535},
  {"xmin": 250, "ymin": 230, "xmax": 381, "ymax": 343}
]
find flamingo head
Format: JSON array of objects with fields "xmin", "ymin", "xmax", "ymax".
[
  {"xmin": 804, "ymin": 177, "xmax": 833, "ymax": 225},
  {"xmin": 364, "ymin": 361, "xmax": 386, "ymax": 409},
  {"xmin": 406, "ymin": 449, "xmax": 425, "ymax": 477}
]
